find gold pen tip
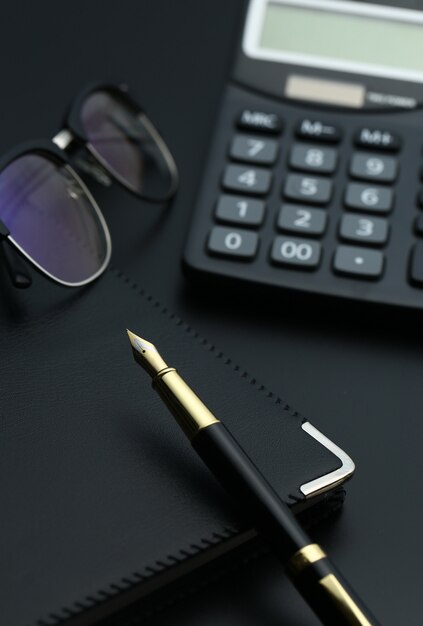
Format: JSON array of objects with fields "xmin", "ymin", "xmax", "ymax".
[
  {"xmin": 126, "ymin": 329, "xmax": 158, "ymax": 354},
  {"xmin": 126, "ymin": 330, "xmax": 168, "ymax": 376}
]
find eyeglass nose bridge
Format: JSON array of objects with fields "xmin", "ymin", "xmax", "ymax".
[{"xmin": 52, "ymin": 129, "xmax": 112, "ymax": 187}]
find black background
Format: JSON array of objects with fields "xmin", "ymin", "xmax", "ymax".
[{"xmin": 1, "ymin": 1, "xmax": 422, "ymax": 624}]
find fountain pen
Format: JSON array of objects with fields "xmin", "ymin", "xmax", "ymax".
[{"xmin": 127, "ymin": 330, "xmax": 379, "ymax": 626}]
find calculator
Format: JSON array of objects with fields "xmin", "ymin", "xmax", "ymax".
[{"xmin": 183, "ymin": 0, "xmax": 423, "ymax": 310}]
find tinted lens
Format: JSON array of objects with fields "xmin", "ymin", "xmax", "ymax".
[
  {"xmin": 0, "ymin": 153, "xmax": 110, "ymax": 285},
  {"xmin": 80, "ymin": 90, "xmax": 177, "ymax": 200}
]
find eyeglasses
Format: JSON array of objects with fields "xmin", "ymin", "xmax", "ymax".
[{"xmin": 0, "ymin": 83, "xmax": 178, "ymax": 288}]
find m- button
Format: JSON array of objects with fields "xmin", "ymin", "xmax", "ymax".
[{"xmin": 295, "ymin": 119, "xmax": 341, "ymax": 143}]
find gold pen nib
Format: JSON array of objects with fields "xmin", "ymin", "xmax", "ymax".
[
  {"xmin": 126, "ymin": 329, "xmax": 219, "ymax": 438},
  {"xmin": 126, "ymin": 330, "xmax": 169, "ymax": 377}
]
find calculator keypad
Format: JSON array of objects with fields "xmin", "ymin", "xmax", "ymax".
[{"xmin": 185, "ymin": 86, "xmax": 423, "ymax": 311}]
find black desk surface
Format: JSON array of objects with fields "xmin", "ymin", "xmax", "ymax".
[{"xmin": 1, "ymin": 2, "xmax": 421, "ymax": 624}]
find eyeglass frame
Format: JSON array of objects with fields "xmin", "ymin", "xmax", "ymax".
[{"xmin": 0, "ymin": 82, "xmax": 179, "ymax": 289}]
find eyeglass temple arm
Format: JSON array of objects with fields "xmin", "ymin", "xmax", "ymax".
[{"xmin": 0, "ymin": 221, "xmax": 32, "ymax": 289}]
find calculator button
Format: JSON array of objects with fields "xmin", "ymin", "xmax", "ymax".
[
  {"xmin": 339, "ymin": 214, "xmax": 388, "ymax": 245},
  {"xmin": 215, "ymin": 195, "xmax": 265, "ymax": 227},
  {"xmin": 237, "ymin": 110, "xmax": 283, "ymax": 134},
  {"xmin": 414, "ymin": 215, "xmax": 423, "ymax": 237},
  {"xmin": 345, "ymin": 183, "xmax": 393, "ymax": 213},
  {"xmin": 289, "ymin": 144, "xmax": 338, "ymax": 174},
  {"xmin": 284, "ymin": 174, "xmax": 333, "ymax": 205},
  {"xmin": 222, "ymin": 164, "xmax": 272, "ymax": 196},
  {"xmin": 295, "ymin": 119, "xmax": 341, "ymax": 143},
  {"xmin": 333, "ymin": 246, "xmax": 384, "ymax": 279},
  {"xmin": 278, "ymin": 204, "xmax": 327, "ymax": 236},
  {"xmin": 350, "ymin": 153, "xmax": 398, "ymax": 182},
  {"xmin": 230, "ymin": 135, "xmax": 278, "ymax": 165},
  {"xmin": 208, "ymin": 226, "xmax": 258, "ymax": 260},
  {"xmin": 409, "ymin": 243, "xmax": 423, "ymax": 285},
  {"xmin": 271, "ymin": 237, "xmax": 321, "ymax": 269},
  {"xmin": 354, "ymin": 128, "xmax": 401, "ymax": 152},
  {"xmin": 415, "ymin": 215, "xmax": 423, "ymax": 236}
]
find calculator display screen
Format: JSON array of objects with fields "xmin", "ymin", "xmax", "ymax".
[{"xmin": 259, "ymin": 0, "xmax": 423, "ymax": 78}]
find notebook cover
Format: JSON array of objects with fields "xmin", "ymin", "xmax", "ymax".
[{"xmin": 1, "ymin": 268, "xmax": 343, "ymax": 626}]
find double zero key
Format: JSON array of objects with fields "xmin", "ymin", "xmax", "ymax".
[{"xmin": 271, "ymin": 237, "xmax": 321, "ymax": 270}]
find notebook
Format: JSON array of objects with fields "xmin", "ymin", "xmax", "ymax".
[{"xmin": 0, "ymin": 267, "xmax": 352, "ymax": 626}]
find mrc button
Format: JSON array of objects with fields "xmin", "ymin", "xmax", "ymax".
[{"xmin": 237, "ymin": 109, "xmax": 283, "ymax": 134}]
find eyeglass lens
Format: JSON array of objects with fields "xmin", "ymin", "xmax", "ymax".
[
  {"xmin": 0, "ymin": 153, "xmax": 110, "ymax": 285},
  {"xmin": 79, "ymin": 90, "xmax": 176, "ymax": 201}
]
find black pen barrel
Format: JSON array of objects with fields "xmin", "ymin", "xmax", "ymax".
[
  {"xmin": 192, "ymin": 421, "xmax": 309, "ymax": 558},
  {"xmin": 192, "ymin": 422, "xmax": 379, "ymax": 626}
]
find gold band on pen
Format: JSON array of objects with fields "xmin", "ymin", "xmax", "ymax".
[
  {"xmin": 289, "ymin": 543, "xmax": 327, "ymax": 576},
  {"xmin": 289, "ymin": 545, "xmax": 372, "ymax": 626}
]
